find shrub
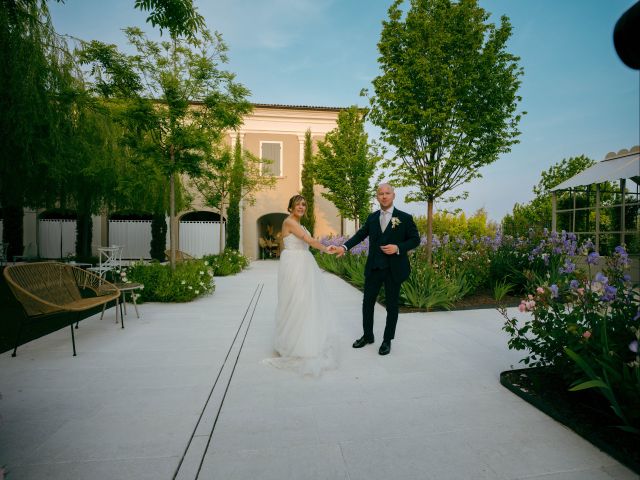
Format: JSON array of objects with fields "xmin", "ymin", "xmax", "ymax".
[
  {"xmin": 499, "ymin": 243, "xmax": 639, "ymax": 433},
  {"xmin": 202, "ymin": 249, "xmax": 250, "ymax": 276},
  {"xmin": 125, "ymin": 260, "xmax": 215, "ymax": 302},
  {"xmin": 401, "ymin": 251, "xmax": 471, "ymax": 310}
]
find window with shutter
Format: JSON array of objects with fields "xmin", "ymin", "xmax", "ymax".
[{"xmin": 260, "ymin": 142, "xmax": 282, "ymax": 176}]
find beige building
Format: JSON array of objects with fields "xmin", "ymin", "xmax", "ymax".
[
  {"xmin": 185, "ymin": 103, "xmax": 348, "ymax": 259},
  {"xmin": 6, "ymin": 104, "xmax": 351, "ymax": 261}
]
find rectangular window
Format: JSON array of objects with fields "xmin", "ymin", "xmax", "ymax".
[{"xmin": 260, "ymin": 142, "xmax": 282, "ymax": 176}]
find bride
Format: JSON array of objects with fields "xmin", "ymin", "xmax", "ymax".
[{"xmin": 263, "ymin": 194, "xmax": 338, "ymax": 376}]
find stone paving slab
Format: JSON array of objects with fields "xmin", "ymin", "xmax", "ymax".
[{"xmin": 0, "ymin": 260, "xmax": 637, "ymax": 480}]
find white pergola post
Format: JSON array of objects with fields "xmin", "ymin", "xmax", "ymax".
[
  {"xmin": 595, "ymin": 184, "xmax": 601, "ymax": 252},
  {"xmin": 551, "ymin": 192, "xmax": 557, "ymax": 232},
  {"xmin": 620, "ymin": 178, "xmax": 626, "ymax": 246}
]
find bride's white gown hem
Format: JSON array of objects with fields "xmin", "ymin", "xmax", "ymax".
[{"xmin": 262, "ymin": 228, "xmax": 338, "ymax": 376}]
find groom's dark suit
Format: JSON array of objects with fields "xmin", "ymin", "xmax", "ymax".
[{"xmin": 343, "ymin": 207, "xmax": 420, "ymax": 342}]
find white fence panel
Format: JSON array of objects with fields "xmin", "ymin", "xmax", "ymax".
[
  {"xmin": 39, "ymin": 219, "xmax": 77, "ymax": 259},
  {"xmin": 180, "ymin": 221, "xmax": 224, "ymax": 258},
  {"xmin": 109, "ymin": 220, "xmax": 153, "ymax": 259}
]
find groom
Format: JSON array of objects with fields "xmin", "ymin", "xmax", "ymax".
[{"xmin": 331, "ymin": 183, "xmax": 420, "ymax": 355}]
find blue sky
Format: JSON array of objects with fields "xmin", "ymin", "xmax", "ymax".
[{"xmin": 49, "ymin": 0, "xmax": 639, "ymax": 222}]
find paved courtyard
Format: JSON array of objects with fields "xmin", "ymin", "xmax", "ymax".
[{"xmin": 0, "ymin": 260, "xmax": 637, "ymax": 479}]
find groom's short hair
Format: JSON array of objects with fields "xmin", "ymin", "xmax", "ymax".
[{"xmin": 377, "ymin": 183, "xmax": 395, "ymax": 193}]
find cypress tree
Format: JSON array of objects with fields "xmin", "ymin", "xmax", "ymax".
[{"xmin": 300, "ymin": 129, "xmax": 315, "ymax": 235}]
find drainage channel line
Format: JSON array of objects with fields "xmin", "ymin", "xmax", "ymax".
[
  {"xmin": 172, "ymin": 283, "xmax": 262, "ymax": 480},
  {"xmin": 194, "ymin": 282, "xmax": 264, "ymax": 480}
]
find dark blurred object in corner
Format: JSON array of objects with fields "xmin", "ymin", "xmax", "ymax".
[{"xmin": 613, "ymin": 1, "xmax": 640, "ymax": 69}]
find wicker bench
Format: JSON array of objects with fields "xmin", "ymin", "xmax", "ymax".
[{"xmin": 3, "ymin": 262, "xmax": 121, "ymax": 356}]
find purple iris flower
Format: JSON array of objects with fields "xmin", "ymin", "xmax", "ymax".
[
  {"xmin": 570, "ymin": 280, "xmax": 580, "ymax": 289},
  {"xmin": 630, "ymin": 340, "xmax": 638, "ymax": 354},
  {"xmin": 559, "ymin": 260, "xmax": 576, "ymax": 274},
  {"xmin": 587, "ymin": 252, "xmax": 599, "ymax": 265},
  {"xmin": 600, "ymin": 285, "xmax": 617, "ymax": 302},
  {"xmin": 595, "ymin": 272, "xmax": 608, "ymax": 284},
  {"xmin": 550, "ymin": 284, "xmax": 559, "ymax": 298}
]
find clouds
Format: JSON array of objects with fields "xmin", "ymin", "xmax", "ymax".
[{"xmin": 198, "ymin": 0, "xmax": 334, "ymax": 50}]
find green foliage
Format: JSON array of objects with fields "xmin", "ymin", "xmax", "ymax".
[
  {"xmin": 226, "ymin": 138, "xmax": 243, "ymax": 250},
  {"xmin": 1, "ymin": 1, "xmax": 84, "ymax": 258},
  {"xmin": 401, "ymin": 254, "xmax": 471, "ymax": 310},
  {"xmin": 300, "ymin": 129, "xmax": 316, "ymax": 235},
  {"xmin": 126, "ymin": 259, "xmax": 215, "ymax": 302},
  {"xmin": 134, "ymin": 0, "xmax": 205, "ymax": 39},
  {"xmin": 202, "ymin": 249, "xmax": 250, "ymax": 276},
  {"xmin": 315, "ymin": 106, "xmax": 383, "ymax": 228},
  {"xmin": 369, "ymin": 0, "xmax": 523, "ymax": 262},
  {"xmin": 415, "ymin": 208, "xmax": 497, "ymax": 240},
  {"xmin": 78, "ymin": 26, "xmax": 252, "ymax": 267}
]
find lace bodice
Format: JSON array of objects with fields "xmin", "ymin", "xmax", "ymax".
[{"xmin": 282, "ymin": 227, "xmax": 310, "ymax": 251}]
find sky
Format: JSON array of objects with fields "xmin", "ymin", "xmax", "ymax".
[{"xmin": 49, "ymin": 0, "xmax": 640, "ymax": 222}]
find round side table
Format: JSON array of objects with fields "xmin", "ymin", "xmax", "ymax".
[{"xmin": 114, "ymin": 282, "xmax": 144, "ymax": 318}]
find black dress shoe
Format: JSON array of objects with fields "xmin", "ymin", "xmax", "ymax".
[
  {"xmin": 352, "ymin": 336, "xmax": 375, "ymax": 348},
  {"xmin": 378, "ymin": 340, "xmax": 391, "ymax": 355}
]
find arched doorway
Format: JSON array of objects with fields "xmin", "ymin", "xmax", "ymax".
[{"xmin": 257, "ymin": 213, "xmax": 287, "ymax": 259}]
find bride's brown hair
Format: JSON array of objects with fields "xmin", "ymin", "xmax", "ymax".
[{"xmin": 287, "ymin": 194, "xmax": 307, "ymax": 214}]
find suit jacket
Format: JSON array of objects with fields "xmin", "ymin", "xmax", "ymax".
[{"xmin": 344, "ymin": 208, "xmax": 420, "ymax": 283}]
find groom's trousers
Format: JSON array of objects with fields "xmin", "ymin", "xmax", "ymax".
[{"xmin": 362, "ymin": 267, "xmax": 401, "ymax": 342}]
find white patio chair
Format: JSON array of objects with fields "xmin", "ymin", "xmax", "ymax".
[{"xmin": 88, "ymin": 246, "xmax": 122, "ymax": 279}]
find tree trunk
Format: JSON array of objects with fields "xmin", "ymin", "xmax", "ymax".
[
  {"xmin": 75, "ymin": 211, "xmax": 92, "ymax": 260},
  {"xmin": 150, "ymin": 212, "xmax": 167, "ymax": 261},
  {"xmin": 219, "ymin": 202, "xmax": 225, "ymax": 254},
  {"xmin": 2, "ymin": 203, "xmax": 23, "ymax": 261},
  {"xmin": 426, "ymin": 199, "xmax": 434, "ymax": 265},
  {"xmin": 169, "ymin": 168, "xmax": 176, "ymax": 270}
]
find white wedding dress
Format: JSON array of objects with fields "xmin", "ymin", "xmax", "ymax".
[{"xmin": 263, "ymin": 227, "xmax": 338, "ymax": 376}]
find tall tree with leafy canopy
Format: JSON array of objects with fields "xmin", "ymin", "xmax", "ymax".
[
  {"xmin": 368, "ymin": 0, "xmax": 524, "ymax": 263},
  {"xmin": 0, "ymin": 0, "xmax": 74, "ymax": 259},
  {"xmin": 300, "ymin": 129, "xmax": 316, "ymax": 235},
  {"xmin": 315, "ymin": 106, "xmax": 384, "ymax": 230},
  {"xmin": 78, "ymin": 26, "xmax": 252, "ymax": 268}
]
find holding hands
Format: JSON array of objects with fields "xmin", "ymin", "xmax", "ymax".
[{"xmin": 326, "ymin": 245, "xmax": 345, "ymax": 257}]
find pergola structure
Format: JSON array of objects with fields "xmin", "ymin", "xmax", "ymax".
[{"xmin": 550, "ymin": 146, "xmax": 640, "ymax": 254}]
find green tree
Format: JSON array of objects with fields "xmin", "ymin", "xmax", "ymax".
[
  {"xmin": 226, "ymin": 137, "xmax": 243, "ymax": 250},
  {"xmin": 79, "ymin": 26, "xmax": 252, "ymax": 268},
  {"xmin": 133, "ymin": 0, "xmax": 205, "ymax": 39},
  {"xmin": 0, "ymin": 0, "xmax": 73, "ymax": 259},
  {"xmin": 502, "ymin": 155, "xmax": 595, "ymax": 236},
  {"xmin": 315, "ymin": 106, "xmax": 383, "ymax": 230},
  {"xmin": 300, "ymin": 129, "xmax": 316, "ymax": 235},
  {"xmin": 368, "ymin": 0, "xmax": 524, "ymax": 263},
  {"xmin": 194, "ymin": 139, "xmax": 275, "ymax": 253}
]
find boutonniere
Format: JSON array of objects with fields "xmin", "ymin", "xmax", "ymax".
[{"xmin": 391, "ymin": 217, "xmax": 401, "ymax": 229}]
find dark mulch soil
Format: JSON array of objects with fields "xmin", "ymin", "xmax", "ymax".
[{"xmin": 501, "ymin": 367, "xmax": 640, "ymax": 474}]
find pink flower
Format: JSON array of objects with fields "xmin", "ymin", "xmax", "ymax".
[
  {"xmin": 583, "ymin": 331, "xmax": 592, "ymax": 339},
  {"xmin": 577, "ymin": 288, "xmax": 585, "ymax": 296},
  {"xmin": 536, "ymin": 287, "xmax": 545, "ymax": 294},
  {"xmin": 528, "ymin": 294, "xmax": 534, "ymax": 300},
  {"xmin": 518, "ymin": 302, "xmax": 526, "ymax": 313}
]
